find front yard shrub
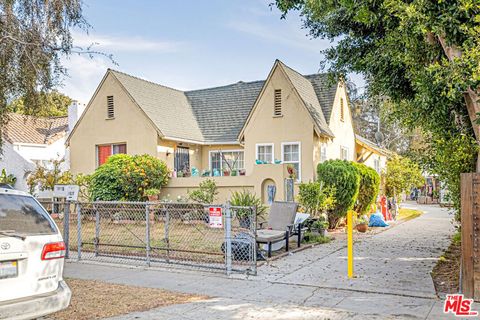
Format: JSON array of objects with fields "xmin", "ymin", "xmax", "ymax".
[
  {"xmin": 188, "ymin": 179, "xmax": 218, "ymax": 204},
  {"xmin": 297, "ymin": 181, "xmax": 336, "ymax": 218},
  {"xmin": 0, "ymin": 169, "xmax": 17, "ymax": 186},
  {"xmin": 230, "ymin": 189, "xmax": 267, "ymax": 219},
  {"xmin": 90, "ymin": 154, "xmax": 169, "ymax": 201},
  {"xmin": 317, "ymin": 160, "xmax": 360, "ymax": 228},
  {"xmin": 353, "ymin": 163, "xmax": 380, "ymax": 215}
]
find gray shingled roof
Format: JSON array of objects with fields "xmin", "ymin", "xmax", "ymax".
[
  {"xmin": 108, "ymin": 61, "xmax": 339, "ymax": 144},
  {"xmin": 185, "ymin": 81, "xmax": 264, "ymax": 143},
  {"xmin": 304, "ymin": 74, "xmax": 338, "ymax": 124},
  {"xmin": 111, "ymin": 70, "xmax": 204, "ymax": 142},
  {"xmin": 279, "ymin": 62, "xmax": 334, "ymax": 137}
]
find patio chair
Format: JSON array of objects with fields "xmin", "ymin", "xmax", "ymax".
[{"xmin": 256, "ymin": 201, "xmax": 298, "ymax": 258}]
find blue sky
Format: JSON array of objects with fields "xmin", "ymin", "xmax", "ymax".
[{"xmin": 62, "ymin": 0, "xmax": 364, "ymax": 103}]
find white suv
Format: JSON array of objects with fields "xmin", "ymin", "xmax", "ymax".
[{"xmin": 0, "ymin": 187, "xmax": 71, "ymax": 320}]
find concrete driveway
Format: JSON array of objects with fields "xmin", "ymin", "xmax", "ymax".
[{"xmin": 64, "ymin": 203, "xmax": 472, "ymax": 319}]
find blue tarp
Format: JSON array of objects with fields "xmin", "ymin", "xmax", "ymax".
[{"xmin": 369, "ymin": 211, "xmax": 389, "ymax": 227}]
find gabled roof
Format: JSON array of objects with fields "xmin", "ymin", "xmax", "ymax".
[
  {"xmin": 355, "ymin": 134, "xmax": 389, "ymax": 156},
  {"xmin": 279, "ymin": 61, "xmax": 334, "ymax": 137},
  {"xmin": 4, "ymin": 113, "xmax": 68, "ymax": 145},
  {"xmin": 110, "ymin": 70, "xmax": 204, "ymax": 143},
  {"xmin": 92, "ymin": 60, "xmax": 340, "ymax": 144},
  {"xmin": 304, "ymin": 74, "xmax": 338, "ymax": 123}
]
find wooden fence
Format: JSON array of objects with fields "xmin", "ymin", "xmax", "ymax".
[{"xmin": 461, "ymin": 173, "xmax": 480, "ymax": 299}]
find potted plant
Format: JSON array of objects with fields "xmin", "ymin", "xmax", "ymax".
[
  {"xmin": 239, "ymin": 169, "xmax": 246, "ymax": 176},
  {"xmin": 310, "ymin": 219, "xmax": 329, "ymax": 237},
  {"xmin": 145, "ymin": 188, "xmax": 160, "ymax": 201},
  {"xmin": 230, "ymin": 190, "xmax": 267, "ymax": 228},
  {"xmin": 231, "ymin": 169, "xmax": 238, "ymax": 176},
  {"xmin": 356, "ymin": 216, "xmax": 369, "ymax": 233},
  {"xmin": 223, "ymin": 168, "xmax": 230, "ymax": 176}
]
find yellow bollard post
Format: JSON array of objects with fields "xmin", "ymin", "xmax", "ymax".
[{"xmin": 347, "ymin": 210, "xmax": 354, "ymax": 278}]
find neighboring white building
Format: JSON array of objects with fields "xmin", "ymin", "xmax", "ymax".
[{"xmin": 0, "ymin": 101, "xmax": 86, "ymax": 191}]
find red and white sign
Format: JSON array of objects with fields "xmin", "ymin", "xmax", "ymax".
[
  {"xmin": 209, "ymin": 207, "xmax": 223, "ymax": 228},
  {"xmin": 444, "ymin": 294, "xmax": 478, "ymax": 317}
]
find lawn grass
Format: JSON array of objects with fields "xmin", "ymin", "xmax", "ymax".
[
  {"xmin": 397, "ymin": 208, "xmax": 423, "ymax": 221},
  {"xmin": 50, "ymin": 278, "xmax": 206, "ymax": 320}
]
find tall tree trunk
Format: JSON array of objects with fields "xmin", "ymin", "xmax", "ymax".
[{"xmin": 437, "ymin": 36, "xmax": 480, "ymax": 171}]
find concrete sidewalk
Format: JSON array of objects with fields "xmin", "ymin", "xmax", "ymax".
[{"xmin": 64, "ymin": 204, "xmax": 470, "ymax": 319}]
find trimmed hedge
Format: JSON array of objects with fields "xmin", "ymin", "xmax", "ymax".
[
  {"xmin": 353, "ymin": 163, "xmax": 380, "ymax": 215},
  {"xmin": 317, "ymin": 160, "xmax": 360, "ymax": 228},
  {"xmin": 90, "ymin": 154, "xmax": 169, "ymax": 201}
]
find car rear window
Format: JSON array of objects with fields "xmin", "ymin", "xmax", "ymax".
[{"xmin": 0, "ymin": 194, "xmax": 57, "ymax": 235}]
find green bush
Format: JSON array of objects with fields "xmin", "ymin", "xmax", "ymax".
[
  {"xmin": 317, "ymin": 160, "xmax": 360, "ymax": 228},
  {"xmin": 297, "ymin": 181, "xmax": 336, "ymax": 217},
  {"xmin": 188, "ymin": 179, "xmax": 218, "ymax": 204},
  {"xmin": 353, "ymin": 163, "xmax": 380, "ymax": 215},
  {"xmin": 90, "ymin": 154, "xmax": 169, "ymax": 201},
  {"xmin": 0, "ymin": 169, "xmax": 16, "ymax": 186},
  {"xmin": 230, "ymin": 189, "xmax": 267, "ymax": 219}
]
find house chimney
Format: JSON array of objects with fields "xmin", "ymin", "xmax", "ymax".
[{"xmin": 68, "ymin": 100, "xmax": 86, "ymax": 133}]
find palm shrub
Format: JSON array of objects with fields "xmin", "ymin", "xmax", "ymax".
[
  {"xmin": 353, "ymin": 163, "xmax": 380, "ymax": 215},
  {"xmin": 90, "ymin": 154, "xmax": 169, "ymax": 201},
  {"xmin": 317, "ymin": 160, "xmax": 360, "ymax": 228},
  {"xmin": 188, "ymin": 179, "xmax": 218, "ymax": 204},
  {"xmin": 230, "ymin": 189, "xmax": 267, "ymax": 220}
]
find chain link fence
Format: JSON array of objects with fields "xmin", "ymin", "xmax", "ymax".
[{"xmin": 38, "ymin": 199, "xmax": 257, "ymax": 275}]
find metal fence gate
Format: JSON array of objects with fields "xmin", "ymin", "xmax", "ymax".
[{"xmin": 38, "ymin": 200, "xmax": 257, "ymax": 275}]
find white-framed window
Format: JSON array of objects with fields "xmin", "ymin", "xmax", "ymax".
[
  {"xmin": 320, "ymin": 143, "xmax": 327, "ymax": 162},
  {"xmin": 256, "ymin": 143, "xmax": 274, "ymax": 164},
  {"xmin": 209, "ymin": 150, "xmax": 244, "ymax": 176},
  {"xmin": 96, "ymin": 143, "xmax": 127, "ymax": 167},
  {"xmin": 374, "ymin": 158, "xmax": 380, "ymax": 173},
  {"xmin": 340, "ymin": 146, "xmax": 349, "ymax": 160},
  {"xmin": 282, "ymin": 142, "xmax": 301, "ymax": 181}
]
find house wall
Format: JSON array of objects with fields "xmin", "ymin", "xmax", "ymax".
[
  {"xmin": 160, "ymin": 163, "xmax": 290, "ymax": 203},
  {"xmin": 242, "ymin": 65, "xmax": 316, "ymax": 182},
  {"xmin": 0, "ymin": 142, "xmax": 35, "ymax": 192},
  {"xmin": 69, "ymin": 73, "xmax": 159, "ymax": 174},
  {"xmin": 324, "ymin": 84, "xmax": 356, "ymax": 162}
]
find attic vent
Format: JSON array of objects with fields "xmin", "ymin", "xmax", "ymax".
[
  {"xmin": 274, "ymin": 89, "xmax": 282, "ymax": 116},
  {"xmin": 340, "ymin": 98, "xmax": 344, "ymax": 122},
  {"xmin": 107, "ymin": 96, "xmax": 114, "ymax": 119}
]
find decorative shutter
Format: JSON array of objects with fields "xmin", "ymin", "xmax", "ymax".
[{"xmin": 98, "ymin": 145, "xmax": 112, "ymax": 166}]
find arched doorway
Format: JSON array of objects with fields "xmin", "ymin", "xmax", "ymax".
[{"xmin": 261, "ymin": 178, "xmax": 276, "ymax": 205}]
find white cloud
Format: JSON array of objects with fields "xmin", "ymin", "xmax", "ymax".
[
  {"xmin": 72, "ymin": 31, "xmax": 185, "ymax": 53},
  {"xmin": 59, "ymin": 54, "xmax": 112, "ymax": 103}
]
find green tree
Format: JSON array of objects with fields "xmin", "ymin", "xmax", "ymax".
[
  {"xmin": 274, "ymin": 0, "xmax": 480, "ymax": 217},
  {"xmin": 0, "ymin": 0, "xmax": 113, "ymax": 150},
  {"xmin": 383, "ymin": 156, "xmax": 424, "ymax": 202},
  {"xmin": 353, "ymin": 163, "xmax": 380, "ymax": 215},
  {"xmin": 317, "ymin": 160, "xmax": 360, "ymax": 228},
  {"xmin": 89, "ymin": 154, "xmax": 169, "ymax": 201},
  {"xmin": 8, "ymin": 91, "xmax": 72, "ymax": 117}
]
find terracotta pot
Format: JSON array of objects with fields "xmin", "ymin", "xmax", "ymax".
[
  {"xmin": 356, "ymin": 223, "xmax": 368, "ymax": 233},
  {"xmin": 223, "ymin": 171, "xmax": 230, "ymax": 176}
]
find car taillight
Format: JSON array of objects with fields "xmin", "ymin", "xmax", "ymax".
[{"xmin": 41, "ymin": 241, "xmax": 66, "ymax": 260}]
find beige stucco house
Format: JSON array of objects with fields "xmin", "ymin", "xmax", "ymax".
[{"xmin": 68, "ymin": 60, "xmax": 388, "ymax": 203}]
